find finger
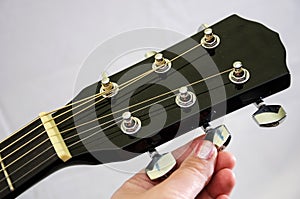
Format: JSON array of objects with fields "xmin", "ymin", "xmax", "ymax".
[
  {"xmin": 172, "ymin": 134, "xmax": 206, "ymax": 165},
  {"xmin": 197, "ymin": 168, "xmax": 236, "ymax": 198},
  {"xmin": 173, "ymin": 135, "xmax": 235, "ymax": 172},
  {"xmin": 113, "ymin": 134, "xmax": 211, "ymax": 196},
  {"xmin": 146, "ymin": 140, "xmax": 218, "ymax": 199},
  {"xmin": 215, "ymin": 151, "xmax": 236, "ymax": 171},
  {"xmin": 216, "ymin": 195, "xmax": 230, "ymax": 199}
]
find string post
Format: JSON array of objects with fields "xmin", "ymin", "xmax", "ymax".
[
  {"xmin": 100, "ymin": 72, "xmax": 119, "ymax": 98},
  {"xmin": 228, "ymin": 61, "xmax": 250, "ymax": 84},
  {"xmin": 175, "ymin": 86, "xmax": 196, "ymax": 108},
  {"xmin": 120, "ymin": 112, "xmax": 141, "ymax": 135},
  {"xmin": 152, "ymin": 53, "xmax": 171, "ymax": 74},
  {"xmin": 201, "ymin": 28, "xmax": 220, "ymax": 49}
]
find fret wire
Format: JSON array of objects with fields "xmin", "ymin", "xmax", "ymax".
[
  {"xmin": 0, "ymin": 153, "xmax": 56, "ymax": 194},
  {"xmin": 0, "ymin": 145, "xmax": 53, "ymax": 187}
]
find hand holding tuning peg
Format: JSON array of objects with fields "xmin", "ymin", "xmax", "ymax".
[{"xmin": 145, "ymin": 124, "xmax": 231, "ymax": 181}]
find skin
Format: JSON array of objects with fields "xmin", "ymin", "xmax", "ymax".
[{"xmin": 112, "ymin": 135, "xmax": 236, "ymax": 199}]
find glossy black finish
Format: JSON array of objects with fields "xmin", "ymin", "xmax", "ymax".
[
  {"xmin": 0, "ymin": 15, "xmax": 290, "ymax": 198},
  {"xmin": 59, "ymin": 14, "xmax": 290, "ymax": 164}
]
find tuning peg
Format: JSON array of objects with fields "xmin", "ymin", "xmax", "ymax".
[
  {"xmin": 200, "ymin": 28, "xmax": 220, "ymax": 49},
  {"xmin": 152, "ymin": 53, "xmax": 172, "ymax": 74},
  {"xmin": 252, "ymin": 99, "xmax": 286, "ymax": 127},
  {"xmin": 100, "ymin": 72, "xmax": 119, "ymax": 98},
  {"xmin": 175, "ymin": 86, "xmax": 196, "ymax": 108},
  {"xmin": 203, "ymin": 124, "xmax": 231, "ymax": 151},
  {"xmin": 145, "ymin": 51, "xmax": 157, "ymax": 58},
  {"xmin": 145, "ymin": 149, "xmax": 177, "ymax": 180},
  {"xmin": 120, "ymin": 111, "xmax": 141, "ymax": 135}
]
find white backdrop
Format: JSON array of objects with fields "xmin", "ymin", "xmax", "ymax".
[{"xmin": 0, "ymin": 0, "xmax": 299, "ymax": 198}]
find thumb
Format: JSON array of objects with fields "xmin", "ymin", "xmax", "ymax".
[{"xmin": 147, "ymin": 140, "xmax": 217, "ymax": 199}]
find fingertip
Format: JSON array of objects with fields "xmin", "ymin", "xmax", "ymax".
[
  {"xmin": 203, "ymin": 168, "xmax": 235, "ymax": 198},
  {"xmin": 216, "ymin": 151, "xmax": 236, "ymax": 171},
  {"xmin": 216, "ymin": 194, "xmax": 230, "ymax": 199}
]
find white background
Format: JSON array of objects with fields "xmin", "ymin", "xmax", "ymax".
[{"xmin": 0, "ymin": 0, "xmax": 299, "ymax": 198}]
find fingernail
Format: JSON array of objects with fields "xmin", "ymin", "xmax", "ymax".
[{"xmin": 197, "ymin": 140, "xmax": 215, "ymax": 160}]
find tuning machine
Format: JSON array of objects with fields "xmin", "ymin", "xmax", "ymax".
[
  {"xmin": 100, "ymin": 72, "xmax": 119, "ymax": 98},
  {"xmin": 200, "ymin": 27, "xmax": 220, "ymax": 49},
  {"xmin": 228, "ymin": 61, "xmax": 250, "ymax": 85},
  {"xmin": 202, "ymin": 123, "xmax": 231, "ymax": 151},
  {"xmin": 175, "ymin": 86, "xmax": 196, "ymax": 108},
  {"xmin": 151, "ymin": 53, "xmax": 172, "ymax": 74},
  {"xmin": 252, "ymin": 99, "xmax": 286, "ymax": 127},
  {"xmin": 145, "ymin": 149, "xmax": 177, "ymax": 180},
  {"xmin": 120, "ymin": 111, "xmax": 141, "ymax": 135}
]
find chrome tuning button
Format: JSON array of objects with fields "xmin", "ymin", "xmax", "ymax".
[
  {"xmin": 100, "ymin": 72, "xmax": 119, "ymax": 98},
  {"xmin": 145, "ymin": 149, "xmax": 177, "ymax": 180},
  {"xmin": 228, "ymin": 61, "xmax": 250, "ymax": 84},
  {"xmin": 145, "ymin": 51, "xmax": 157, "ymax": 58},
  {"xmin": 203, "ymin": 124, "xmax": 231, "ymax": 151},
  {"xmin": 152, "ymin": 53, "xmax": 171, "ymax": 74},
  {"xmin": 120, "ymin": 112, "xmax": 141, "ymax": 135},
  {"xmin": 252, "ymin": 99, "xmax": 286, "ymax": 127},
  {"xmin": 175, "ymin": 86, "xmax": 196, "ymax": 108},
  {"xmin": 200, "ymin": 28, "xmax": 220, "ymax": 49}
]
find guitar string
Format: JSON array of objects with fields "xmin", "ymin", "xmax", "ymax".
[
  {"xmin": 0, "ymin": 120, "xmax": 119, "ymax": 191},
  {"xmin": 0, "ymin": 37, "xmax": 201, "ymax": 148},
  {"xmin": 0, "ymin": 66, "xmax": 156, "ymax": 156},
  {"xmin": 0, "ymin": 63, "xmax": 165, "ymax": 165},
  {"xmin": 0, "ymin": 79, "xmax": 187, "ymax": 189},
  {"xmin": 0, "ymin": 154, "xmax": 57, "ymax": 193},
  {"xmin": 0, "ymin": 92, "xmax": 170, "ymax": 190},
  {"xmin": 0, "ymin": 69, "xmax": 151, "ymax": 164},
  {"xmin": 0, "ymin": 41, "xmax": 214, "ymax": 189},
  {"xmin": 0, "ymin": 40, "xmax": 206, "ymax": 162},
  {"xmin": 66, "ymin": 68, "xmax": 232, "ymax": 148},
  {"xmin": 0, "ymin": 66, "xmax": 231, "ymax": 190},
  {"xmin": 67, "ymin": 94, "xmax": 176, "ymax": 148},
  {"xmin": 0, "ymin": 67, "xmax": 231, "ymax": 188}
]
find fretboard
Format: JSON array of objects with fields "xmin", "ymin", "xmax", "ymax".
[{"xmin": 0, "ymin": 118, "xmax": 61, "ymax": 199}]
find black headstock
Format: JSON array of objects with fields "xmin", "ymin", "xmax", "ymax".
[{"xmin": 54, "ymin": 14, "xmax": 290, "ymax": 165}]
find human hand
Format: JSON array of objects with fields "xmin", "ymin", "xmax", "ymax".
[{"xmin": 112, "ymin": 135, "xmax": 236, "ymax": 199}]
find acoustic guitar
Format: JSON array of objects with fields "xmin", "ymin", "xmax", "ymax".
[{"xmin": 0, "ymin": 15, "xmax": 290, "ymax": 198}]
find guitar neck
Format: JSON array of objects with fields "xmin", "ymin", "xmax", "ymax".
[
  {"xmin": 0, "ymin": 118, "xmax": 59, "ymax": 198},
  {"xmin": 0, "ymin": 116, "xmax": 97, "ymax": 199}
]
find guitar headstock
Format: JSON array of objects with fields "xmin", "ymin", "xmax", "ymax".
[{"xmin": 53, "ymin": 15, "xmax": 290, "ymax": 166}]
